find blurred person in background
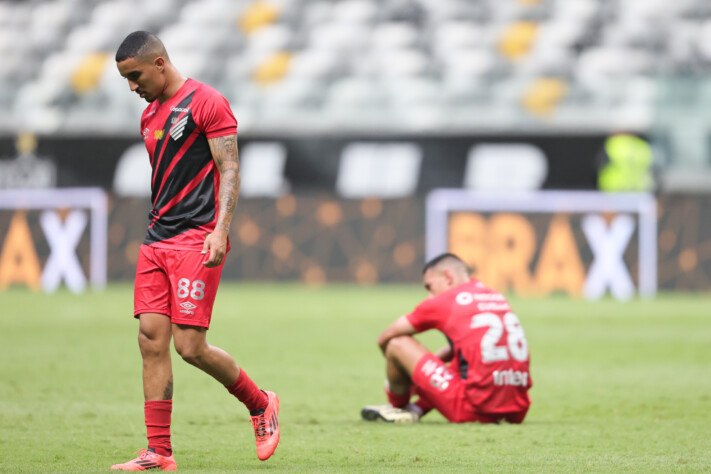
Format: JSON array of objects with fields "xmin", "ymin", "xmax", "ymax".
[
  {"xmin": 0, "ymin": 132, "xmax": 56, "ymax": 189},
  {"xmin": 597, "ymin": 133, "xmax": 655, "ymax": 192},
  {"xmin": 362, "ymin": 253, "xmax": 532, "ymax": 424},
  {"xmin": 111, "ymin": 31, "xmax": 279, "ymax": 471}
]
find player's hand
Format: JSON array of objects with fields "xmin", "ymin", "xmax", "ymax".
[{"xmin": 201, "ymin": 229, "xmax": 227, "ymax": 268}]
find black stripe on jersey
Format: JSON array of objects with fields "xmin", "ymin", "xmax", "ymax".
[
  {"xmin": 145, "ymin": 168, "xmax": 217, "ymax": 245},
  {"xmin": 151, "ymin": 91, "xmax": 197, "ymax": 206},
  {"xmin": 154, "ymin": 131, "xmax": 212, "ymax": 213}
]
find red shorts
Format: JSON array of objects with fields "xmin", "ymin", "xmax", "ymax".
[
  {"xmin": 412, "ymin": 353, "xmax": 528, "ymax": 424},
  {"xmin": 134, "ymin": 244, "xmax": 224, "ymax": 328}
]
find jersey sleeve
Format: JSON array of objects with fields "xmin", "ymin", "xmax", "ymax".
[
  {"xmin": 193, "ymin": 88, "xmax": 238, "ymax": 139},
  {"xmin": 406, "ymin": 297, "xmax": 443, "ymax": 332}
]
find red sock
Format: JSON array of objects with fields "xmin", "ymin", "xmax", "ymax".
[
  {"xmin": 225, "ymin": 369, "xmax": 268, "ymax": 413},
  {"xmin": 145, "ymin": 400, "xmax": 172, "ymax": 457},
  {"xmin": 385, "ymin": 388, "xmax": 410, "ymax": 408},
  {"xmin": 414, "ymin": 398, "xmax": 433, "ymax": 416},
  {"xmin": 411, "ymin": 386, "xmax": 433, "ymax": 416}
]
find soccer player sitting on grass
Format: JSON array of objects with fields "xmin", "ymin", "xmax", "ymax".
[{"xmin": 362, "ymin": 253, "xmax": 532, "ymax": 424}]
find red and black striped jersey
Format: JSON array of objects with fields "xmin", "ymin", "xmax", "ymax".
[{"xmin": 139, "ymin": 79, "xmax": 237, "ymax": 250}]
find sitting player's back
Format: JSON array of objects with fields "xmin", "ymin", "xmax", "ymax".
[
  {"xmin": 362, "ymin": 253, "xmax": 531, "ymax": 424},
  {"xmin": 445, "ymin": 280, "xmax": 531, "ymax": 416}
]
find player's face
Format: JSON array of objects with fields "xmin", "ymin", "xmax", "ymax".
[
  {"xmin": 422, "ymin": 268, "xmax": 453, "ymax": 298},
  {"xmin": 117, "ymin": 56, "xmax": 165, "ymax": 103}
]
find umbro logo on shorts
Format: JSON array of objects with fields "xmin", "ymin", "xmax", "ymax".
[{"xmin": 179, "ymin": 301, "xmax": 197, "ymax": 315}]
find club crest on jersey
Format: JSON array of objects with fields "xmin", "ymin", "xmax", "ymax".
[
  {"xmin": 170, "ymin": 114, "xmax": 189, "ymax": 140},
  {"xmin": 455, "ymin": 292, "xmax": 474, "ymax": 305},
  {"xmin": 154, "ymin": 130, "xmax": 164, "ymax": 139}
]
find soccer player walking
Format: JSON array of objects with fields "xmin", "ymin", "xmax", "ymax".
[
  {"xmin": 111, "ymin": 31, "xmax": 279, "ymax": 470},
  {"xmin": 362, "ymin": 253, "xmax": 531, "ymax": 424}
]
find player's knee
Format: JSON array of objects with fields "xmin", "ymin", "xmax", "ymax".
[
  {"xmin": 384, "ymin": 335, "xmax": 411, "ymax": 359},
  {"xmin": 174, "ymin": 340, "xmax": 205, "ymax": 366},
  {"xmin": 179, "ymin": 351, "xmax": 203, "ymax": 367},
  {"xmin": 138, "ymin": 330, "xmax": 168, "ymax": 359}
]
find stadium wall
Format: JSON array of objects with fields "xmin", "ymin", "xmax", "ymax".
[
  {"xmin": 0, "ymin": 135, "xmax": 708, "ymax": 295},
  {"xmin": 0, "ymin": 134, "xmax": 604, "ymax": 191}
]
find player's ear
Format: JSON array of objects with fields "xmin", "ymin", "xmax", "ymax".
[
  {"xmin": 443, "ymin": 269, "xmax": 455, "ymax": 287},
  {"xmin": 154, "ymin": 56, "xmax": 165, "ymax": 71}
]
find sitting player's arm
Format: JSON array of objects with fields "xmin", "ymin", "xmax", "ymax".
[
  {"xmin": 203, "ymin": 134, "xmax": 240, "ymax": 267},
  {"xmin": 377, "ymin": 315, "xmax": 417, "ymax": 353}
]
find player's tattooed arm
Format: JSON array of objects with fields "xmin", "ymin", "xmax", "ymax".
[
  {"xmin": 208, "ymin": 133, "xmax": 240, "ymax": 233},
  {"xmin": 202, "ymin": 134, "xmax": 239, "ymax": 267}
]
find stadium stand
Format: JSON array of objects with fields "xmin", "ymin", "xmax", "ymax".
[{"xmin": 1, "ymin": 0, "xmax": 710, "ymax": 148}]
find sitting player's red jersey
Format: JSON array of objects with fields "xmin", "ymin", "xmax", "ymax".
[{"xmin": 406, "ymin": 278, "xmax": 532, "ymax": 416}]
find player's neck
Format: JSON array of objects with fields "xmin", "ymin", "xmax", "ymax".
[{"xmin": 157, "ymin": 70, "xmax": 188, "ymax": 104}]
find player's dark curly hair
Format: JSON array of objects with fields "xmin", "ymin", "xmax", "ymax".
[{"xmin": 115, "ymin": 31, "xmax": 163, "ymax": 62}]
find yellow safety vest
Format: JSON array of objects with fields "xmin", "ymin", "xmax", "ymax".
[{"xmin": 598, "ymin": 135, "xmax": 653, "ymax": 192}]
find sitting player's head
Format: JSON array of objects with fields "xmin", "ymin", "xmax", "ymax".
[
  {"xmin": 421, "ymin": 253, "xmax": 470, "ymax": 297},
  {"xmin": 116, "ymin": 31, "xmax": 172, "ymax": 103}
]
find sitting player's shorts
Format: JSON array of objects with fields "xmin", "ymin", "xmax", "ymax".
[
  {"xmin": 134, "ymin": 244, "xmax": 224, "ymax": 328},
  {"xmin": 411, "ymin": 353, "xmax": 528, "ymax": 424}
]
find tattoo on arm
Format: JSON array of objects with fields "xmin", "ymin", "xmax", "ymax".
[
  {"xmin": 209, "ymin": 134, "xmax": 240, "ymax": 233},
  {"xmin": 163, "ymin": 377, "xmax": 173, "ymax": 400}
]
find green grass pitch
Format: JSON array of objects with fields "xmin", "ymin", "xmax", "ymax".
[{"xmin": 1, "ymin": 283, "xmax": 710, "ymax": 472}]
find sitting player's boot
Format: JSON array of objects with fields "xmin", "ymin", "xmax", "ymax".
[
  {"xmin": 110, "ymin": 448, "xmax": 177, "ymax": 471},
  {"xmin": 250, "ymin": 390, "xmax": 280, "ymax": 461},
  {"xmin": 361, "ymin": 404, "xmax": 420, "ymax": 424}
]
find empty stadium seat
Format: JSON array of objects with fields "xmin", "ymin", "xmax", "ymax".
[
  {"xmin": 91, "ymin": 1, "xmax": 135, "ymax": 32},
  {"xmin": 325, "ymin": 77, "xmax": 383, "ymax": 108},
  {"xmin": 331, "ymin": 0, "xmax": 378, "ymax": 24},
  {"xmin": 370, "ymin": 22, "xmax": 420, "ymax": 50},
  {"xmin": 577, "ymin": 47, "xmax": 655, "ymax": 79},
  {"xmin": 1, "ymin": 0, "xmax": 710, "ymax": 135},
  {"xmin": 287, "ymin": 49, "xmax": 342, "ymax": 80}
]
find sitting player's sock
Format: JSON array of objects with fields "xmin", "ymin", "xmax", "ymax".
[
  {"xmin": 226, "ymin": 369, "xmax": 269, "ymax": 413},
  {"xmin": 409, "ymin": 385, "xmax": 434, "ymax": 417},
  {"xmin": 384, "ymin": 386, "xmax": 410, "ymax": 408},
  {"xmin": 145, "ymin": 400, "xmax": 172, "ymax": 457},
  {"xmin": 406, "ymin": 403, "xmax": 424, "ymax": 418},
  {"xmin": 413, "ymin": 397, "xmax": 433, "ymax": 417}
]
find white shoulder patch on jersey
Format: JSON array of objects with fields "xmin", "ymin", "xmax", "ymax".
[{"xmin": 455, "ymin": 292, "xmax": 474, "ymax": 305}]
